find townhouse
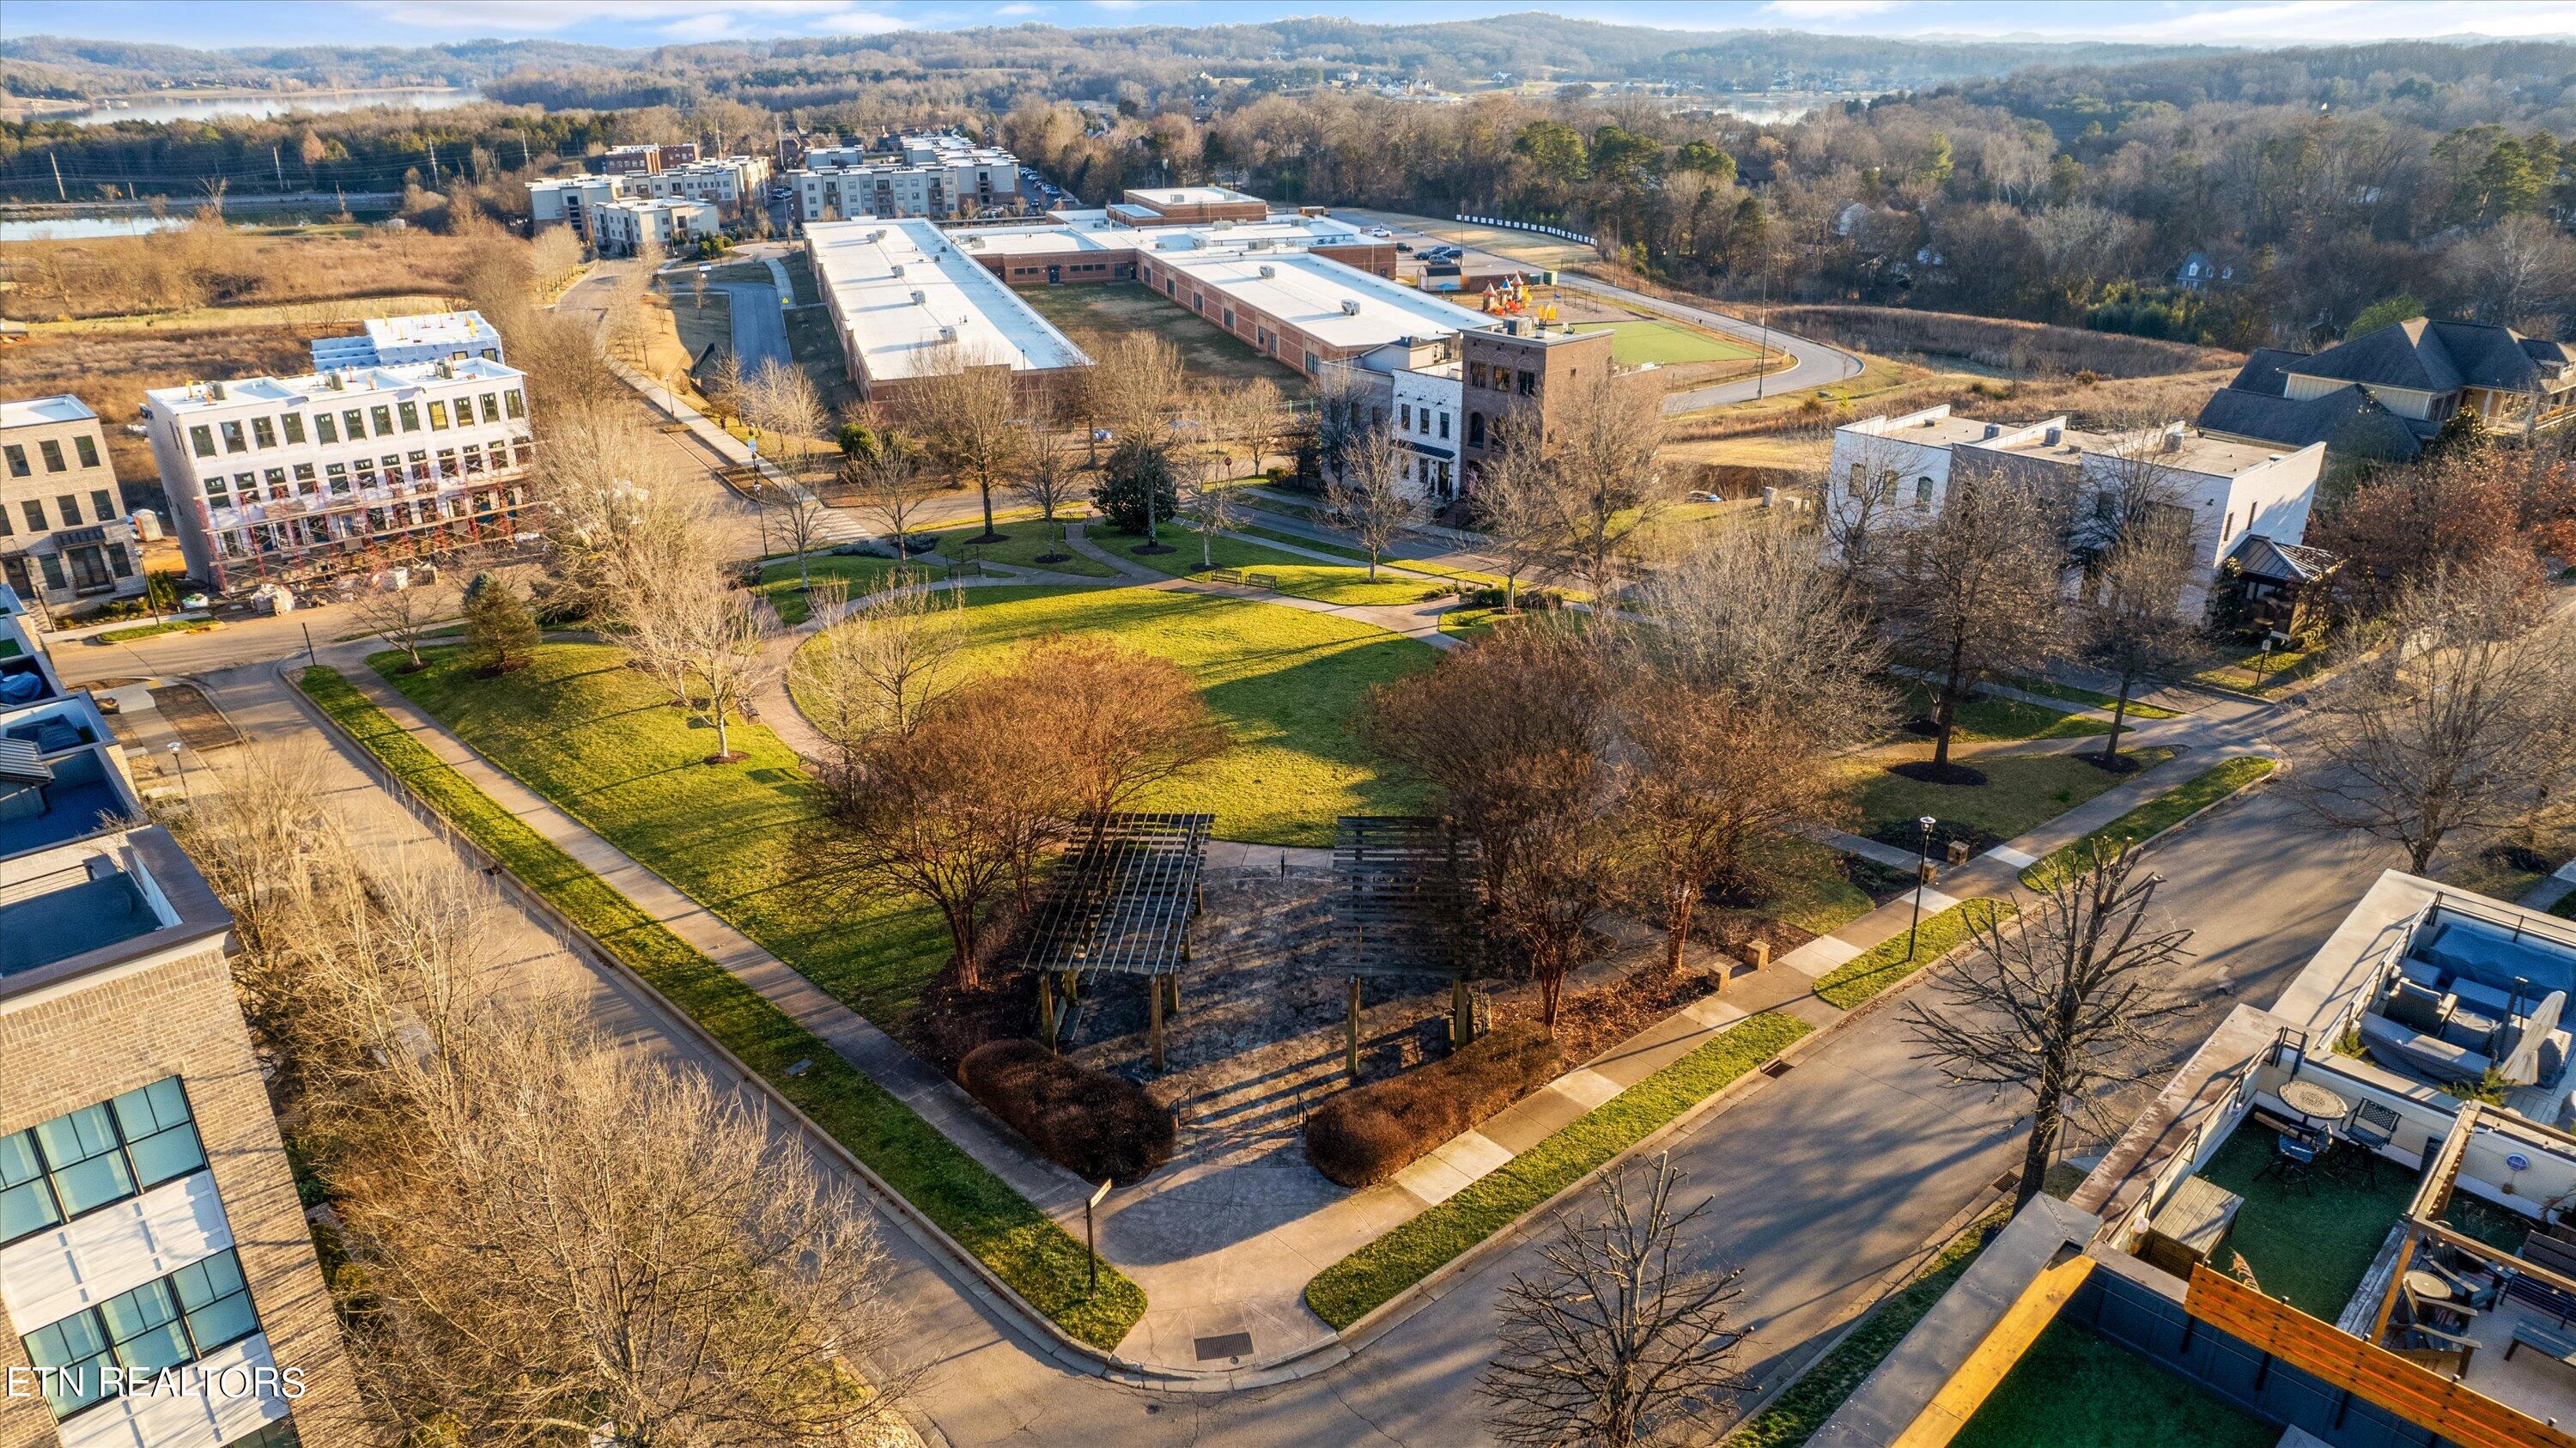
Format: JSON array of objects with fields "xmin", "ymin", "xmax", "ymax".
[{"xmin": 0, "ymin": 399, "xmax": 146, "ymax": 618}]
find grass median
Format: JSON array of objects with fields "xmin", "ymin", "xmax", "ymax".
[
  {"xmin": 2020, "ymin": 757, "xmax": 2276, "ymax": 890},
  {"xmin": 294, "ymin": 664, "xmax": 1148, "ymax": 1350},
  {"xmin": 1810, "ymin": 899, "xmax": 2012, "ymax": 1012},
  {"xmin": 1303, "ymin": 1011, "xmax": 1813, "ymax": 1330}
]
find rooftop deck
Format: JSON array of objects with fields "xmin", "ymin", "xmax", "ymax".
[{"xmin": 0, "ymin": 870, "xmax": 157, "ymax": 980}]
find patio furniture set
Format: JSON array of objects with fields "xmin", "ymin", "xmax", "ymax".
[
  {"xmin": 2353, "ymin": 906, "xmax": 2576, "ymax": 1123},
  {"xmin": 2251, "ymin": 1080, "xmax": 2401, "ymax": 1192}
]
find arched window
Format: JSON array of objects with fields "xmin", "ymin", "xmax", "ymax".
[
  {"xmin": 1467, "ymin": 411, "xmax": 1486, "ymax": 447},
  {"xmin": 1914, "ymin": 476, "xmax": 1935, "ymax": 512}
]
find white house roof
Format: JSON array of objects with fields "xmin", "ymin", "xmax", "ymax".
[
  {"xmin": 807, "ymin": 218, "xmax": 1091, "ymax": 382},
  {"xmin": 1158, "ymin": 250, "xmax": 1494, "ymax": 350},
  {"xmin": 362, "ymin": 311, "xmax": 498, "ymax": 351},
  {"xmin": 0, "ymin": 396, "xmax": 99, "ymax": 430},
  {"xmin": 144, "ymin": 357, "xmax": 522, "ymax": 417}
]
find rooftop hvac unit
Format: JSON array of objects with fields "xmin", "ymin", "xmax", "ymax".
[
  {"xmin": 890, "ymin": 263, "xmax": 906, "ymax": 278},
  {"xmin": 1341, "ymin": 300, "xmax": 1363, "ymax": 316},
  {"xmin": 910, "ymin": 289, "xmax": 927, "ymax": 305},
  {"xmin": 207, "ymin": 380, "xmax": 227, "ymax": 400},
  {"xmin": 325, "ymin": 371, "xmax": 345, "ymax": 391},
  {"xmin": 1258, "ymin": 264, "xmax": 1276, "ymax": 278},
  {"xmin": 2044, "ymin": 425, "xmax": 2063, "ymax": 446},
  {"xmin": 939, "ymin": 325, "xmax": 958, "ymax": 342}
]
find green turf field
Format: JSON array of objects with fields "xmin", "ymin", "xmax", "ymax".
[{"xmin": 1572, "ymin": 319, "xmax": 1761, "ymax": 366}]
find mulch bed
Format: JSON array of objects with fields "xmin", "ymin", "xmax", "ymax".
[{"xmin": 1498, "ymin": 964, "xmax": 1714, "ymax": 1068}]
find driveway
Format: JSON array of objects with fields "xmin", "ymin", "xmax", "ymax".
[{"xmin": 702, "ymin": 277, "xmax": 791, "ymax": 373}]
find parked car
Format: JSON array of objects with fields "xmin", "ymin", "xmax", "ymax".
[
  {"xmin": 1369, "ymin": 226, "xmax": 1393, "ymax": 238},
  {"xmin": 1394, "ymin": 242, "xmax": 1413, "ymax": 252}
]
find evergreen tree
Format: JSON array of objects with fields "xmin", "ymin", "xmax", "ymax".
[
  {"xmin": 1091, "ymin": 438, "xmax": 1180, "ymax": 538},
  {"xmin": 464, "ymin": 572, "xmax": 539, "ymax": 675}
]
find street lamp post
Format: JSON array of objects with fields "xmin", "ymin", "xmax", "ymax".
[
  {"xmin": 1908, "ymin": 814, "xmax": 1937, "ymax": 958},
  {"xmin": 168, "ymin": 741, "xmax": 189, "ymax": 800}
]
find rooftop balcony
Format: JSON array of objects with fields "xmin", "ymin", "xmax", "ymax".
[{"xmin": 0, "ymin": 826, "xmax": 223, "ymax": 995}]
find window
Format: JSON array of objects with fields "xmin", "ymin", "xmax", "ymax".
[
  {"xmin": 3, "ymin": 444, "xmax": 27, "ymax": 477},
  {"xmin": 370, "ymin": 405, "xmax": 393, "ymax": 436},
  {"xmin": 19, "ymin": 1247, "xmax": 258, "ymax": 1421},
  {"xmin": 345, "ymin": 409, "xmax": 367, "ymax": 441},
  {"xmin": 262, "ymin": 469, "xmax": 287, "ymax": 499},
  {"xmin": 188, "ymin": 426, "xmax": 216, "ymax": 459},
  {"xmin": 1876, "ymin": 468, "xmax": 1899, "ymax": 502},
  {"xmin": 0, "ymin": 506, "xmax": 10, "ymax": 537},
  {"xmin": 408, "ymin": 449, "xmax": 429, "ymax": 481},
  {"xmin": 1400, "ymin": 404, "xmax": 1413, "ymax": 429},
  {"xmin": 20, "ymin": 500, "xmax": 45, "ymax": 533},
  {"xmin": 281, "ymin": 413, "xmax": 306, "ymax": 445},
  {"xmin": 222, "ymin": 421, "xmax": 246, "ymax": 453},
  {"xmin": 39, "ymin": 439, "xmax": 66, "ymax": 472},
  {"xmin": 92, "ymin": 489, "xmax": 115, "ymax": 521},
  {"xmin": 1517, "ymin": 370, "xmax": 1537, "ymax": 398},
  {"xmin": 250, "ymin": 417, "xmax": 276, "ymax": 449},
  {"xmin": 294, "ymin": 465, "xmax": 318, "ymax": 494},
  {"xmin": 503, "ymin": 390, "xmax": 526, "ymax": 420},
  {"xmin": 1914, "ymin": 477, "xmax": 1934, "ymax": 513},
  {"xmin": 316, "ymin": 412, "xmax": 338, "ymax": 445},
  {"xmin": 57, "ymin": 495, "xmax": 82, "ymax": 526},
  {"xmin": 428, "ymin": 400, "xmax": 450, "ymax": 430},
  {"xmin": 325, "ymin": 463, "xmax": 349, "ymax": 493},
  {"xmin": 398, "ymin": 402, "xmax": 421, "ymax": 432},
  {"xmin": 1438, "ymin": 413, "xmax": 1449, "ymax": 441},
  {"xmin": 74, "ymin": 435, "xmax": 100, "ymax": 469},
  {"xmin": 1467, "ymin": 412, "xmax": 1486, "ymax": 447},
  {"xmin": 480, "ymin": 393, "xmax": 501, "ymax": 424}
]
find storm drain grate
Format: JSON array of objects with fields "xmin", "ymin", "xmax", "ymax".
[
  {"xmin": 1194, "ymin": 1331, "xmax": 1255, "ymax": 1362},
  {"xmin": 1759, "ymin": 1060, "xmax": 1794, "ymax": 1078},
  {"xmin": 1992, "ymin": 1170, "xmax": 2022, "ymax": 1195}
]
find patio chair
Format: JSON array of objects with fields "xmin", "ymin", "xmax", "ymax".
[
  {"xmin": 2389, "ymin": 1322, "xmax": 2480, "ymax": 1378},
  {"xmin": 2257, "ymin": 1129, "xmax": 2319, "ymax": 1193},
  {"xmin": 2341, "ymin": 1100, "xmax": 2400, "ymax": 1183},
  {"xmin": 2421, "ymin": 1252, "xmax": 2503, "ymax": 1311}
]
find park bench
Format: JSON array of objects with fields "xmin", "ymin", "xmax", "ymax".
[{"xmin": 1206, "ymin": 569, "xmax": 1278, "ymax": 589}]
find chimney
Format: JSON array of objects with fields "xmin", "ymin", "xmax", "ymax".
[
  {"xmin": 2164, "ymin": 421, "xmax": 2186, "ymax": 453},
  {"xmin": 2044, "ymin": 425, "xmax": 2062, "ymax": 446},
  {"xmin": 1982, "ymin": 423, "xmax": 2001, "ymax": 439}
]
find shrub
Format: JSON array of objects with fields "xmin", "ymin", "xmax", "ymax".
[
  {"xmin": 958, "ymin": 1039, "xmax": 1176, "ymax": 1183},
  {"xmin": 1303, "ymin": 1022, "xmax": 1561, "ymax": 1188}
]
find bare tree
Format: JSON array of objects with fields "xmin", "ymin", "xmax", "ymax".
[
  {"xmin": 738, "ymin": 359, "xmax": 828, "ymax": 490},
  {"xmin": 2287, "ymin": 558, "xmax": 2576, "ymax": 873},
  {"xmin": 1481, "ymin": 1153, "xmax": 1752, "ymax": 1448},
  {"xmin": 1014, "ymin": 430, "xmax": 1083, "ymax": 563},
  {"xmin": 1323, "ymin": 423, "xmax": 1417, "ymax": 581},
  {"xmin": 845, "ymin": 444, "xmax": 939, "ymax": 563},
  {"xmin": 1088, "ymin": 332, "xmax": 1188, "ymax": 450},
  {"xmin": 349, "ymin": 576, "xmax": 457, "ymax": 672},
  {"xmin": 1024, "ymin": 636, "xmax": 1230, "ymax": 820},
  {"xmin": 756, "ymin": 481, "xmax": 836, "ymax": 599},
  {"xmin": 702, "ymin": 347, "xmax": 747, "ymax": 429},
  {"xmin": 1471, "ymin": 421, "xmax": 1564, "ymax": 612},
  {"xmin": 349, "ymin": 1024, "xmax": 914, "ymax": 1446},
  {"xmin": 1817, "ymin": 428, "xmax": 1920, "ymax": 587},
  {"xmin": 2074, "ymin": 439, "xmax": 2209, "ymax": 765},
  {"xmin": 1542, "ymin": 369, "xmax": 1670, "ymax": 605},
  {"xmin": 1908, "ymin": 843, "xmax": 2189, "ymax": 1211},
  {"xmin": 1178, "ymin": 449, "xmax": 1245, "ymax": 567},
  {"xmin": 897, "ymin": 342, "xmax": 1026, "ymax": 543},
  {"xmin": 1877, "ymin": 462, "xmax": 2071, "ymax": 776},
  {"xmin": 1236, "ymin": 376, "xmax": 1289, "ymax": 476},
  {"xmin": 628, "ymin": 568, "xmax": 779, "ymax": 764},
  {"xmin": 788, "ymin": 573, "xmax": 963, "ymax": 760}
]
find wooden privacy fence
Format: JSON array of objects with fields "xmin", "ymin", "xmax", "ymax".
[{"xmin": 2186, "ymin": 1265, "xmax": 2576, "ymax": 1448}]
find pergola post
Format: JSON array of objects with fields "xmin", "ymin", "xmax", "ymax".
[
  {"xmin": 1037, "ymin": 971, "xmax": 1057, "ymax": 1049},
  {"xmin": 1452, "ymin": 977, "xmax": 1474, "ymax": 1047},
  {"xmin": 1346, "ymin": 975, "xmax": 1362, "ymax": 1079},
  {"xmin": 1166, "ymin": 975, "xmax": 1181, "ymax": 1018},
  {"xmin": 1150, "ymin": 977, "xmax": 1165, "ymax": 1073}
]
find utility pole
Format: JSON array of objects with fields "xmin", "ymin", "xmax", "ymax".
[
  {"xmin": 49, "ymin": 151, "xmax": 66, "ymax": 201},
  {"xmin": 271, "ymin": 144, "xmax": 285, "ymax": 192},
  {"xmin": 519, "ymin": 137, "xmax": 531, "ymax": 169},
  {"xmin": 427, "ymin": 139, "xmax": 440, "ymax": 185}
]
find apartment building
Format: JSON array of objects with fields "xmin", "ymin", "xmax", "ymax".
[
  {"xmin": 1823, "ymin": 403, "xmax": 2328, "ymax": 617},
  {"xmin": 141, "ymin": 357, "xmax": 534, "ymax": 593},
  {"xmin": 788, "ymin": 143, "xmax": 1018, "ymax": 223},
  {"xmin": 1456, "ymin": 322, "xmax": 1662, "ymax": 471},
  {"xmin": 1319, "ymin": 338, "xmax": 1467, "ymax": 502},
  {"xmin": 593, "ymin": 143, "xmax": 693, "ymax": 177},
  {"xmin": 589, "ymin": 198, "xmax": 720, "ymax": 257},
  {"xmin": 0, "ymin": 399, "xmax": 146, "ymax": 618},
  {"xmin": 307, "ymin": 310, "xmax": 502, "ymax": 371},
  {"xmin": 526, "ymin": 175, "xmax": 623, "ymax": 240},
  {"xmin": 623, "ymin": 155, "xmax": 772, "ymax": 216},
  {"xmin": 0, "ymin": 589, "xmax": 356, "ymax": 1448}
]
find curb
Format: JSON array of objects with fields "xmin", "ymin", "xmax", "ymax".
[
  {"xmin": 276, "ymin": 661, "xmax": 1249, "ymax": 1394},
  {"xmin": 2014, "ymin": 750, "xmax": 2286, "ymax": 890}
]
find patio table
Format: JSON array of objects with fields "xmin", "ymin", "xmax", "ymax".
[
  {"xmin": 2405, "ymin": 1269, "xmax": 2457, "ymax": 1305},
  {"xmin": 2145, "ymin": 1176, "xmax": 2244, "ymax": 1278},
  {"xmin": 2280, "ymin": 1079, "xmax": 2350, "ymax": 1125}
]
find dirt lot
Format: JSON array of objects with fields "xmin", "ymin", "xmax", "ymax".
[{"xmin": 1018, "ymin": 283, "xmax": 1306, "ymax": 392}]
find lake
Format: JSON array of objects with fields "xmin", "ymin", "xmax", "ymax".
[
  {"xmin": 49, "ymin": 88, "xmax": 485, "ymax": 127},
  {"xmin": 0, "ymin": 210, "xmax": 383, "ymax": 241}
]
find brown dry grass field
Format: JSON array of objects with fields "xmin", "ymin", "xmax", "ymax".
[
  {"xmin": 0, "ymin": 325, "xmax": 318, "ymax": 490},
  {"xmin": 0, "ymin": 226, "xmax": 486, "ymax": 323}
]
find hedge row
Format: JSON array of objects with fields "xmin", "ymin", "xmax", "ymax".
[
  {"xmin": 958, "ymin": 1039, "xmax": 1175, "ymax": 1184},
  {"xmin": 1810, "ymin": 900, "xmax": 2013, "ymax": 1013},
  {"xmin": 1304, "ymin": 1011, "xmax": 1814, "ymax": 1330},
  {"xmin": 295, "ymin": 666, "xmax": 1148, "ymax": 1349},
  {"xmin": 1303, "ymin": 1022, "xmax": 1561, "ymax": 1188},
  {"xmin": 2020, "ymin": 757, "xmax": 2276, "ymax": 890}
]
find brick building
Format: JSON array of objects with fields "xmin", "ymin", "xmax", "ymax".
[
  {"xmin": 0, "ymin": 590, "xmax": 356, "ymax": 1448},
  {"xmin": 1459, "ymin": 323, "xmax": 1655, "ymax": 472},
  {"xmin": 0, "ymin": 399, "xmax": 145, "ymax": 619}
]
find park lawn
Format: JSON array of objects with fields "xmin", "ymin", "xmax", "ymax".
[
  {"xmin": 1018, "ymin": 283, "xmax": 1303, "ymax": 392},
  {"xmin": 1952, "ymin": 1319, "xmax": 2276, "ymax": 1448},
  {"xmin": 799, "ymin": 585, "xmax": 1438, "ymax": 847},
  {"xmin": 1721, "ymin": 1208, "xmax": 2010, "ymax": 1447},
  {"xmin": 1851, "ymin": 748, "xmax": 2177, "ymax": 850},
  {"xmin": 1099, "ymin": 526, "xmax": 1448, "ymax": 608},
  {"xmin": 2022, "ymin": 757, "xmax": 2275, "ymax": 888},
  {"xmin": 2193, "ymin": 640, "xmax": 2326, "ymax": 697},
  {"xmin": 1750, "ymin": 835, "xmax": 1887, "ymax": 940},
  {"xmin": 1571, "ymin": 318, "xmax": 1760, "ymax": 366},
  {"xmin": 1230, "ymin": 522, "xmax": 1534, "ymax": 595},
  {"xmin": 297, "ymin": 666, "xmax": 1144, "ymax": 1348},
  {"xmin": 377, "ymin": 643, "xmax": 951, "ymax": 1031},
  {"xmin": 1305, "ymin": 1012, "xmax": 1813, "ymax": 1329},
  {"xmin": 755, "ymin": 555, "xmax": 947, "ymax": 626},
  {"xmin": 927, "ymin": 521, "xmax": 1117, "ymax": 578},
  {"xmin": 1438, "ymin": 606, "xmax": 1501, "ymax": 641},
  {"xmin": 1898, "ymin": 680, "xmax": 2110, "ymax": 742}
]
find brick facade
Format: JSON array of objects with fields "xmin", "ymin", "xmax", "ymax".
[
  {"xmin": 1459, "ymin": 325, "xmax": 1655, "ymax": 476},
  {"xmin": 0, "ymin": 950, "xmax": 361, "ymax": 1447}
]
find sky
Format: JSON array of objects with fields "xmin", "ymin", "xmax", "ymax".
[{"xmin": 3, "ymin": 0, "xmax": 2573, "ymax": 52}]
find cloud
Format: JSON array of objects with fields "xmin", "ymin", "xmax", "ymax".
[
  {"xmin": 809, "ymin": 8, "xmax": 908, "ymax": 33},
  {"xmin": 1759, "ymin": 0, "xmax": 1903, "ymax": 15},
  {"xmin": 362, "ymin": 0, "xmax": 635, "ymax": 32},
  {"xmin": 995, "ymin": 2, "xmax": 1043, "ymax": 13}
]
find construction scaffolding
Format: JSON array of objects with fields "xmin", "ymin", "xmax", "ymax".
[
  {"xmin": 1024, "ymin": 812, "xmax": 1214, "ymax": 1069},
  {"xmin": 1330, "ymin": 815, "xmax": 1486, "ymax": 1074}
]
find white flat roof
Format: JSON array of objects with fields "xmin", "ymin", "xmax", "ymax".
[
  {"xmin": 364, "ymin": 310, "xmax": 497, "ymax": 350},
  {"xmin": 0, "ymin": 395, "xmax": 98, "ymax": 430},
  {"xmin": 1133, "ymin": 186, "xmax": 1262, "ymax": 207},
  {"xmin": 1161, "ymin": 250, "xmax": 1494, "ymax": 350},
  {"xmin": 946, "ymin": 210, "xmax": 1368, "ymax": 260},
  {"xmin": 144, "ymin": 357, "xmax": 522, "ymax": 417},
  {"xmin": 807, "ymin": 218, "xmax": 1091, "ymax": 383}
]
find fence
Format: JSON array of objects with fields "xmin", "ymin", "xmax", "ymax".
[{"xmin": 1453, "ymin": 214, "xmax": 1595, "ymax": 247}]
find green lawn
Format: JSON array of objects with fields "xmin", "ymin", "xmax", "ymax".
[
  {"xmin": 1853, "ymin": 749, "xmax": 2175, "ymax": 851},
  {"xmin": 2192, "ymin": 642, "xmax": 2327, "ymax": 698},
  {"xmin": 1953, "ymin": 1318, "xmax": 2276, "ymax": 1448},
  {"xmin": 798, "ymin": 585, "xmax": 1438, "ymax": 847},
  {"xmin": 2004, "ymin": 677, "xmax": 2181, "ymax": 722},
  {"xmin": 930, "ymin": 521, "xmax": 1118, "ymax": 578},
  {"xmin": 1722, "ymin": 1208, "xmax": 2009, "ymax": 1448},
  {"xmin": 1305, "ymin": 1013, "xmax": 1813, "ymax": 1329},
  {"xmin": 1750, "ymin": 836, "xmax": 1890, "ymax": 940},
  {"xmin": 1899, "ymin": 680, "xmax": 2110, "ymax": 742},
  {"xmin": 1231, "ymin": 523, "xmax": 1520, "ymax": 593},
  {"xmin": 1098, "ymin": 526, "xmax": 1448, "ymax": 608},
  {"xmin": 1811, "ymin": 899, "xmax": 2011, "ymax": 1011},
  {"xmin": 2022, "ymin": 757, "xmax": 2275, "ymax": 889},
  {"xmin": 1438, "ymin": 606, "xmax": 1502, "ymax": 641},
  {"xmin": 295, "ymin": 666, "xmax": 1145, "ymax": 1348},
  {"xmin": 376, "ymin": 642, "xmax": 951, "ymax": 1031},
  {"xmin": 754, "ymin": 555, "xmax": 947, "ymax": 626},
  {"xmin": 2196, "ymin": 1123, "xmax": 2411, "ymax": 1320},
  {"xmin": 1571, "ymin": 318, "xmax": 1761, "ymax": 366}
]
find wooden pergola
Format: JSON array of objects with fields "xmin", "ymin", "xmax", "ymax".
[
  {"xmin": 1330, "ymin": 815, "xmax": 1485, "ymax": 1076},
  {"xmin": 1024, "ymin": 812, "xmax": 1213, "ymax": 1070}
]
